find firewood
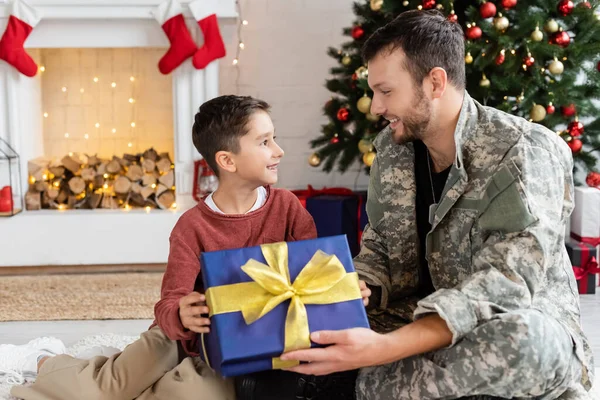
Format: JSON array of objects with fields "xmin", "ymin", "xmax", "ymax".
[
  {"xmin": 131, "ymin": 182, "xmax": 142, "ymax": 194},
  {"xmin": 81, "ymin": 168, "xmax": 96, "ymax": 181},
  {"xmin": 68, "ymin": 177, "xmax": 86, "ymax": 194},
  {"xmin": 123, "ymin": 153, "xmax": 139, "ymax": 163},
  {"xmin": 156, "ymin": 157, "xmax": 172, "ymax": 174},
  {"xmin": 34, "ymin": 181, "xmax": 48, "ymax": 192},
  {"xmin": 25, "ymin": 192, "xmax": 41, "ymax": 210},
  {"xmin": 158, "ymin": 152, "xmax": 172, "ymax": 163},
  {"xmin": 47, "ymin": 187, "xmax": 59, "ymax": 200},
  {"xmin": 61, "ymin": 155, "xmax": 82, "ymax": 174},
  {"xmin": 101, "ymin": 195, "xmax": 118, "ymax": 209},
  {"xmin": 129, "ymin": 192, "xmax": 146, "ymax": 207},
  {"xmin": 88, "ymin": 192, "xmax": 102, "ymax": 209},
  {"xmin": 56, "ymin": 189, "xmax": 68, "ymax": 203},
  {"xmin": 96, "ymin": 162, "xmax": 107, "ymax": 176},
  {"xmin": 67, "ymin": 195, "xmax": 78, "ymax": 209},
  {"xmin": 142, "ymin": 159, "xmax": 155, "ymax": 173},
  {"xmin": 114, "ymin": 176, "xmax": 132, "ymax": 194},
  {"xmin": 48, "ymin": 166, "xmax": 65, "ymax": 178},
  {"xmin": 157, "ymin": 190, "xmax": 176, "ymax": 209},
  {"xmin": 106, "ymin": 159, "xmax": 121, "ymax": 174},
  {"xmin": 87, "ymin": 155, "xmax": 101, "ymax": 166},
  {"xmin": 28, "ymin": 158, "xmax": 49, "ymax": 181},
  {"xmin": 119, "ymin": 157, "xmax": 131, "ymax": 168},
  {"xmin": 156, "ymin": 184, "xmax": 169, "ymax": 197},
  {"xmin": 126, "ymin": 165, "xmax": 144, "ymax": 181},
  {"xmin": 141, "ymin": 185, "xmax": 155, "ymax": 200},
  {"xmin": 158, "ymin": 170, "xmax": 174, "ymax": 188},
  {"xmin": 93, "ymin": 175, "xmax": 104, "ymax": 190},
  {"xmin": 142, "ymin": 174, "xmax": 157, "ymax": 186},
  {"xmin": 143, "ymin": 148, "xmax": 159, "ymax": 162}
]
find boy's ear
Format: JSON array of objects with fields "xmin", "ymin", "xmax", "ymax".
[{"xmin": 215, "ymin": 150, "xmax": 236, "ymax": 174}]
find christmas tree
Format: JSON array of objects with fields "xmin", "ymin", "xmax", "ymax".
[{"xmin": 309, "ymin": 0, "xmax": 600, "ymax": 180}]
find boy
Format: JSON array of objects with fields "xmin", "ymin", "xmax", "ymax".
[{"xmin": 3, "ymin": 95, "xmax": 371, "ymax": 400}]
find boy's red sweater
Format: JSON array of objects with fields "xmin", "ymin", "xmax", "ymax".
[{"xmin": 151, "ymin": 186, "xmax": 317, "ymax": 356}]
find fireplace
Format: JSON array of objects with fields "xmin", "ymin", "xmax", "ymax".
[{"xmin": 0, "ymin": 0, "xmax": 236, "ymax": 266}]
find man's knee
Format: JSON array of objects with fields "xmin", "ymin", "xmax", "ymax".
[{"xmin": 474, "ymin": 309, "xmax": 580, "ymax": 393}]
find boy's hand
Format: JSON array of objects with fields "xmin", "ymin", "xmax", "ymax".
[
  {"xmin": 179, "ymin": 292, "xmax": 211, "ymax": 334},
  {"xmin": 359, "ymin": 280, "xmax": 371, "ymax": 307}
]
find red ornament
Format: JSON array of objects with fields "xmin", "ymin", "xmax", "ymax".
[
  {"xmin": 568, "ymin": 138, "xmax": 582, "ymax": 153},
  {"xmin": 466, "ymin": 26, "xmax": 483, "ymax": 40},
  {"xmin": 557, "ymin": 0, "xmax": 574, "ymax": 16},
  {"xmin": 337, "ymin": 108, "xmax": 350, "ymax": 122},
  {"xmin": 447, "ymin": 12, "xmax": 458, "ymax": 23},
  {"xmin": 351, "ymin": 26, "xmax": 364, "ymax": 40},
  {"xmin": 561, "ymin": 104, "xmax": 576, "ymax": 117},
  {"xmin": 495, "ymin": 52, "xmax": 506, "ymax": 65},
  {"xmin": 500, "ymin": 0, "xmax": 517, "ymax": 9},
  {"xmin": 422, "ymin": 0, "xmax": 436, "ymax": 9},
  {"xmin": 480, "ymin": 2, "xmax": 497, "ymax": 18},
  {"xmin": 597, "ymin": 60, "xmax": 600, "ymax": 72},
  {"xmin": 568, "ymin": 120, "xmax": 585, "ymax": 137},
  {"xmin": 330, "ymin": 136, "xmax": 340, "ymax": 144},
  {"xmin": 352, "ymin": 73, "xmax": 358, "ymax": 80},
  {"xmin": 586, "ymin": 171, "xmax": 600, "ymax": 187},
  {"xmin": 546, "ymin": 104, "xmax": 556, "ymax": 114},
  {"xmin": 0, "ymin": 196, "xmax": 12, "ymax": 212},
  {"xmin": 579, "ymin": 1, "xmax": 592, "ymax": 8},
  {"xmin": 524, "ymin": 55, "xmax": 535, "ymax": 67},
  {"xmin": 0, "ymin": 186, "xmax": 11, "ymax": 199},
  {"xmin": 551, "ymin": 31, "xmax": 570, "ymax": 48}
]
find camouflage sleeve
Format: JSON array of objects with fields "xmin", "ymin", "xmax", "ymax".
[
  {"xmin": 413, "ymin": 141, "xmax": 574, "ymax": 346},
  {"xmin": 354, "ymin": 222, "xmax": 393, "ymax": 309}
]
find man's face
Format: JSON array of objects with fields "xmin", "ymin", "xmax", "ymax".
[{"xmin": 367, "ymin": 49, "xmax": 433, "ymax": 145}]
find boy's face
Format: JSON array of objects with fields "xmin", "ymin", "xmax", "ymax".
[{"xmin": 231, "ymin": 111, "xmax": 284, "ymax": 186}]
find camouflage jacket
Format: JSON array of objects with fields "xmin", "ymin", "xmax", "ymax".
[{"xmin": 354, "ymin": 92, "xmax": 593, "ymax": 389}]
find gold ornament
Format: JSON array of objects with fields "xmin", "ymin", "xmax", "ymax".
[
  {"xmin": 516, "ymin": 93, "xmax": 525, "ymax": 103},
  {"xmin": 530, "ymin": 104, "xmax": 547, "ymax": 122},
  {"xmin": 465, "ymin": 52, "xmax": 473, "ymax": 64},
  {"xmin": 308, "ymin": 153, "xmax": 321, "ymax": 167},
  {"xmin": 342, "ymin": 55, "xmax": 352, "ymax": 66},
  {"xmin": 548, "ymin": 58, "xmax": 564, "ymax": 75},
  {"xmin": 531, "ymin": 27, "xmax": 543, "ymax": 42},
  {"xmin": 366, "ymin": 112, "xmax": 380, "ymax": 121},
  {"xmin": 370, "ymin": 0, "xmax": 383, "ymax": 11},
  {"xmin": 357, "ymin": 95, "xmax": 372, "ymax": 114},
  {"xmin": 480, "ymin": 74, "xmax": 491, "ymax": 88},
  {"xmin": 358, "ymin": 139, "xmax": 374, "ymax": 154},
  {"xmin": 363, "ymin": 151, "xmax": 376, "ymax": 167},
  {"xmin": 493, "ymin": 13, "xmax": 509, "ymax": 32},
  {"xmin": 544, "ymin": 19, "xmax": 559, "ymax": 33},
  {"xmin": 402, "ymin": 0, "xmax": 409, "ymax": 5},
  {"xmin": 355, "ymin": 66, "xmax": 368, "ymax": 80}
]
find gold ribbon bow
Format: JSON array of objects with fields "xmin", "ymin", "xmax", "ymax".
[{"xmin": 204, "ymin": 242, "xmax": 361, "ymax": 369}]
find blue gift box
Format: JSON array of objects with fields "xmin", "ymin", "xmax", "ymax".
[
  {"xmin": 198, "ymin": 235, "xmax": 370, "ymax": 377},
  {"xmin": 306, "ymin": 196, "xmax": 361, "ymax": 256}
]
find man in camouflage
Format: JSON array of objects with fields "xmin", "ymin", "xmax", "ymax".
[{"xmin": 282, "ymin": 10, "xmax": 594, "ymax": 400}]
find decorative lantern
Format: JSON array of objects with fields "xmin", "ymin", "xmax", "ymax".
[
  {"xmin": 0, "ymin": 137, "xmax": 23, "ymax": 216},
  {"xmin": 193, "ymin": 159, "xmax": 219, "ymax": 202}
]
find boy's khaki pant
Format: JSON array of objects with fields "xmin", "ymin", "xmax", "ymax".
[{"xmin": 11, "ymin": 327, "xmax": 235, "ymax": 400}]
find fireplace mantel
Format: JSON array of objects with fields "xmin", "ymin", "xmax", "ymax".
[{"xmin": 0, "ymin": 0, "xmax": 236, "ymax": 267}]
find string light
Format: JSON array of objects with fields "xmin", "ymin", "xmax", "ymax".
[
  {"xmin": 95, "ymin": 122, "xmax": 100, "ymax": 128},
  {"xmin": 129, "ymin": 98, "xmax": 135, "ymax": 103},
  {"xmin": 103, "ymin": 183, "xmax": 109, "ymax": 189},
  {"xmin": 58, "ymin": 204, "xmax": 66, "ymax": 211},
  {"xmin": 242, "ymin": 20, "xmax": 248, "ymax": 25},
  {"xmin": 93, "ymin": 77, "xmax": 99, "ymax": 83},
  {"xmin": 39, "ymin": 66, "xmax": 45, "ymax": 72},
  {"xmin": 233, "ymin": 0, "xmax": 246, "ymax": 89},
  {"xmin": 80, "ymin": 88, "xmax": 85, "ymax": 93},
  {"xmin": 112, "ymin": 128, "xmax": 117, "ymax": 133},
  {"xmin": 53, "ymin": 181, "xmax": 59, "ymax": 187},
  {"xmin": 29, "ymin": 176, "xmax": 36, "ymax": 184},
  {"xmin": 69, "ymin": 152, "xmax": 73, "ymax": 156},
  {"xmin": 145, "ymin": 206, "xmax": 151, "ymax": 212},
  {"xmin": 130, "ymin": 76, "xmax": 135, "ymax": 82},
  {"xmin": 84, "ymin": 133, "xmax": 89, "ymax": 139},
  {"xmin": 42, "ymin": 174, "xmax": 48, "ymax": 180},
  {"xmin": 151, "ymin": 183, "xmax": 157, "ymax": 189},
  {"xmin": 131, "ymin": 122, "xmax": 136, "ymax": 128},
  {"xmin": 128, "ymin": 142, "xmax": 133, "ymax": 148},
  {"xmin": 171, "ymin": 203, "xmax": 177, "ymax": 209},
  {"xmin": 43, "ymin": 112, "xmax": 48, "ymax": 118},
  {"xmin": 64, "ymin": 133, "xmax": 69, "ymax": 138},
  {"xmin": 62, "ymin": 87, "xmax": 67, "ymax": 92},
  {"xmin": 103, "ymin": 173, "xmax": 109, "ymax": 178},
  {"xmin": 111, "ymin": 82, "xmax": 117, "ymax": 88}
]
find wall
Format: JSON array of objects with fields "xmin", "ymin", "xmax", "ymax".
[
  {"xmin": 37, "ymin": 48, "xmax": 174, "ymax": 159},
  {"xmin": 217, "ymin": 0, "xmax": 369, "ymax": 191}
]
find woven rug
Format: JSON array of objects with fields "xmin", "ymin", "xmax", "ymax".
[{"xmin": 0, "ymin": 273, "xmax": 162, "ymax": 321}]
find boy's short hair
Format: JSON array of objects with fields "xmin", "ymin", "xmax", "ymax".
[{"xmin": 192, "ymin": 95, "xmax": 271, "ymax": 176}]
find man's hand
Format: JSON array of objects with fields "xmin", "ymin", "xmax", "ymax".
[
  {"xmin": 359, "ymin": 280, "xmax": 371, "ymax": 307},
  {"xmin": 280, "ymin": 328, "xmax": 386, "ymax": 376},
  {"xmin": 179, "ymin": 292, "xmax": 211, "ymax": 334}
]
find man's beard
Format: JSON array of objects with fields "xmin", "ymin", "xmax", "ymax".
[{"xmin": 391, "ymin": 89, "xmax": 431, "ymax": 145}]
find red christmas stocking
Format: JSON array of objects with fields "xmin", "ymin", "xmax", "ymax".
[
  {"xmin": 153, "ymin": 0, "xmax": 197, "ymax": 75},
  {"xmin": 189, "ymin": 0, "xmax": 226, "ymax": 70},
  {"xmin": 0, "ymin": 0, "xmax": 42, "ymax": 77}
]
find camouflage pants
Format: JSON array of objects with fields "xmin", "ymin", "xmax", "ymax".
[{"xmin": 356, "ymin": 309, "xmax": 587, "ymax": 400}]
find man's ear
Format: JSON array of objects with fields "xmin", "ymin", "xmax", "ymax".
[
  {"xmin": 215, "ymin": 150, "xmax": 236, "ymax": 174},
  {"xmin": 427, "ymin": 67, "xmax": 448, "ymax": 99}
]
